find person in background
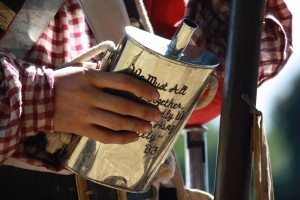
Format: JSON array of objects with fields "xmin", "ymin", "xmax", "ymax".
[{"xmin": 145, "ymin": 0, "xmax": 293, "ymax": 126}]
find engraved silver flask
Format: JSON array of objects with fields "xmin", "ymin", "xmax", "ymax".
[{"xmin": 59, "ymin": 19, "xmax": 219, "ymax": 192}]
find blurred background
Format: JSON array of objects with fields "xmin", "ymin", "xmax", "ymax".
[{"xmin": 174, "ymin": 0, "xmax": 300, "ymax": 199}]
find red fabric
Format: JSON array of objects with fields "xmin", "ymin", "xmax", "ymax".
[
  {"xmin": 144, "ymin": 0, "xmax": 223, "ymax": 125},
  {"xmin": 186, "ymin": 76, "xmax": 223, "ymax": 126},
  {"xmin": 144, "ymin": 0, "xmax": 185, "ymax": 38},
  {"xmin": 145, "ymin": 0, "xmax": 293, "ymax": 125}
]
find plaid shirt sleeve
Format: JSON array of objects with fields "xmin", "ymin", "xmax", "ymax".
[
  {"xmin": 0, "ymin": 0, "xmax": 96, "ymax": 170},
  {"xmin": 185, "ymin": 0, "xmax": 292, "ymax": 125},
  {"xmin": 185, "ymin": 0, "xmax": 293, "ymax": 86},
  {"xmin": 0, "ymin": 50, "xmax": 54, "ymax": 164}
]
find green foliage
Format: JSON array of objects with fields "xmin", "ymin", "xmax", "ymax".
[
  {"xmin": 174, "ymin": 80, "xmax": 300, "ymax": 199},
  {"xmin": 268, "ymin": 77, "xmax": 300, "ymax": 199},
  {"xmin": 173, "ymin": 121, "xmax": 219, "ymax": 195}
]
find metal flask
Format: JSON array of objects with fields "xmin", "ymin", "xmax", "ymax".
[{"xmin": 59, "ymin": 19, "xmax": 219, "ymax": 192}]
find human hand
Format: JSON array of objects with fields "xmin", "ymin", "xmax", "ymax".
[{"xmin": 53, "ymin": 67, "xmax": 162, "ymax": 144}]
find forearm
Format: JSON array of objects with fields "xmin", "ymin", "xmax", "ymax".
[{"xmin": 0, "ymin": 49, "xmax": 54, "ymax": 163}]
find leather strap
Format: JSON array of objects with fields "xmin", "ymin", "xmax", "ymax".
[
  {"xmin": 117, "ymin": 190, "xmax": 128, "ymax": 200},
  {"xmin": 75, "ymin": 174, "xmax": 90, "ymax": 200},
  {"xmin": 253, "ymin": 112, "xmax": 274, "ymax": 200},
  {"xmin": 78, "ymin": 0, "xmax": 130, "ymax": 44},
  {"xmin": 0, "ymin": 0, "xmax": 64, "ymax": 58}
]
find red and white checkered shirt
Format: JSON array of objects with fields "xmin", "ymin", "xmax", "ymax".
[
  {"xmin": 0, "ymin": 0, "xmax": 97, "ymax": 172},
  {"xmin": 185, "ymin": 0, "xmax": 293, "ymax": 85},
  {"xmin": 0, "ymin": 0, "xmax": 293, "ymax": 172}
]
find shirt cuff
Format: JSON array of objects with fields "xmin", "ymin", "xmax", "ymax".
[{"xmin": 20, "ymin": 62, "xmax": 55, "ymax": 136}]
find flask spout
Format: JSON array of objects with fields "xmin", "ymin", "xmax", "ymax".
[{"xmin": 166, "ymin": 19, "xmax": 198, "ymax": 59}]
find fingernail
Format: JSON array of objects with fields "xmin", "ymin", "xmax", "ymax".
[
  {"xmin": 152, "ymin": 90, "xmax": 160, "ymax": 100},
  {"xmin": 154, "ymin": 111, "xmax": 162, "ymax": 121},
  {"xmin": 143, "ymin": 124, "xmax": 152, "ymax": 133},
  {"xmin": 125, "ymin": 134, "xmax": 139, "ymax": 144},
  {"xmin": 133, "ymin": 135, "xmax": 139, "ymax": 142}
]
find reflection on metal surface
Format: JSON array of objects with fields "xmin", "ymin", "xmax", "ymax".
[
  {"xmin": 59, "ymin": 19, "xmax": 219, "ymax": 192},
  {"xmin": 167, "ymin": 19, "xmax": 198, "ymax": 59},
  {"xmin": 184, "ymin": 125, "xmax": 209, "ymax": 191}
]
